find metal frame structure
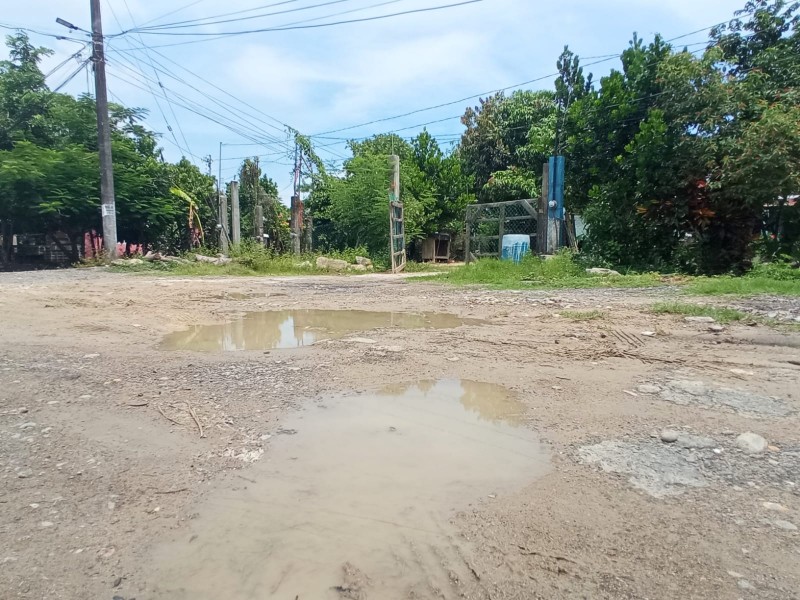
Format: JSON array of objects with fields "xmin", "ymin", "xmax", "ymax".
[{"xmin": 464, "ymin": 199, "xmax": 538, "ymax": 264}]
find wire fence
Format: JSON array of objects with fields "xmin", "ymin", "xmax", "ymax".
[{"xmin": 465, "ymin": 199, "xmax": 539, "ymax": 263}]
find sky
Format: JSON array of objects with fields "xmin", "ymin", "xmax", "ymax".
[{"xmin": 2, "ymin": 0, "xmax": 744, "ymax": 201}]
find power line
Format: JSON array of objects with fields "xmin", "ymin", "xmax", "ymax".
[
  {"xmin": 52, "ymin": 58, "xmax": 91, "ymax": 93},
  {"xmin": 310, "ymin": 17, "xmax": 748, "ymax": 137},
  {"xmin": 108, "ymin": 43, "xmax": 290, "ymax": 136},
  {"xmin": 116, "ymin": 0, "xmax": 485, "ymax": 39},
  {"xmin": 107, "ymin": 44, "xmax": 294, "ymax": 159},
  {"xmin": 131, "ymin": 0, "xmax": 356, "ymax": 32},
  {"xmin": 105, "ymin": 58, "xmax": 292, "ymax": 151},
  {"xmin": 132, "ymin": 0, "xmax": 306, "ymax": 31},
  {"xmin": 103, "ymin": 0, "xmax": 189, "ymax": 156},
  {"xmin": 119, "ymin": 0, "xmax": 194, "ymax": 156}
]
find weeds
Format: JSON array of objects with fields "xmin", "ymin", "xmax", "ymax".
[
  {"xmin": 651, "ymin": 302, "xmax": 748, "ymax": 323},
  {"xmin": 559, "ymin": 310, "xmax": 605, "ymax": 321},
  {"xmin": 431, "ymin": 252, "xmax": 662, "ymax": 289}
]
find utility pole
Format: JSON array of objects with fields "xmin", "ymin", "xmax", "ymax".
[
  {"xmin": 230, "ymin": 180, "xmax": 241, "ymax": 245},
  {"xmin": 219, "ymin": 188, "xmax": 229, "ymax": 255},
  {"xmin": 291, "ymin": 143, "xmax": 302, "ymax": 255},
  {"xmin": 89, "ymin": 1, "xmax": 117, "ymax": 258}
]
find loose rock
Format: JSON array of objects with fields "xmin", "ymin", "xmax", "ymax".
[
  {"xmin": 638, "ymin": 384, "xmax": 662, "ymax": 394},
  {"xmin": 762, "ymin": 502, "xmax": 788, "ymax": 513},
  {"xmin": 16, "ymin": 467, "xmax": 34, "ymax": 478},
  {"xmin": 316, "ymin": 256, "xmax": 349, "ymax": 272},
  {"xmin": 736, "ymin": 432, "xmax": 768, "ymax": 454},
  {"xmin": 685, "ymin": 316, "xmax": 716, "ymax": 323},
  {"xmin": 586, "ymin": 268, "xmax": 621, "ymax": 276},
  {"xmin": 772, "ymin": 520, "xmax": 797, "ymax": 532},
  {"xmin": 660, "ymin": 430, "xmax": 679, "ymax": 443}
]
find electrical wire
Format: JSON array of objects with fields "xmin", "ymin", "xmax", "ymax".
[
  {"xmin": 118, "ymin": 0, "xmax": 485, "ymax": 38},
  {"xmin": 108, "ymin": 43, "xmax": 290, "ymax": 135},
  {"xmin": 310, "ymin": 18, "xmax": 751, "ymax": 137},
  {"xmin": 132, "ymin": 0, "xmax": 305, "ymax": 31},
  {"xmin": 104, "ymin": 0, "xmax": 189, "ymax": 156},
  {"xmin": 119, "ymin": 0, "xmax": 194, "ymax": 156},
  {"xmin": 107, "ymin": 43, "xmax": 294, "ymax": 156},
  {"xmin": 105, "ymin": 57, "xmax": 292, "ymax": 151},
  {"xmin": 130, "ymin": 0, "xmax": 356, "ymax": 32},
  {"xmin": 52, "ymin": 58, "xmax": 91, "ymax": 93}
]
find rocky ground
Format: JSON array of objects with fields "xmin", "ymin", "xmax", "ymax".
[{"xmin": 0, "ymin": 268, "xmax": 798, "ymax": 600}]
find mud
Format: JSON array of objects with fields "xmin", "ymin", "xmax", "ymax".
[
  {"xmin": 149, "ymin": 380, "xmax": 548, "ymax": 599},
  {"xmin": 161, "ymin": 309, "xmax": 480, "ymax": 351},
  {"xmin": 1, "ymin": 269, "xmax": 799, "ymax": 600}
]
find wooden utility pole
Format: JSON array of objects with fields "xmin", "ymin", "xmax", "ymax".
[
  {"xmin": 230, "ymin": 181, "xmax": 241, "ymax": 245},
  {"xmin": 89, "ymin": 0, "xmax": 117, "ymax": 258},
  {"xmin": 254, "ymin": 205, "xmax": 264, "ymax": 243},
  {"xmin": 291, "ymin": 143, "xmax": 302, "ymax": 255}
]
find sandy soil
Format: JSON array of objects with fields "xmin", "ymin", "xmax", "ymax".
[{"xmin": 1, "ymin": 268, "xmax": 798, "ymax": 600}]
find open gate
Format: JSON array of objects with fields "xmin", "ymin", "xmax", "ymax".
[{"xmin": 389, "ymin": 155, "xmax": 406, "ymax": 273}]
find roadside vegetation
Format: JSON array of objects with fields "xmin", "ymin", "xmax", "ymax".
[
  {"xmin": 3, "ymin": 0, "xmax": 798, "ymax": 294},
  {"xmin": 651, "ymin": 302, "xmax": 748, "ymax": 324}
]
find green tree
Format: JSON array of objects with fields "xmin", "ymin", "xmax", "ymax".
[{"xmin": 460, "ymin": 90, "xmax": 556, "ymax": 202}]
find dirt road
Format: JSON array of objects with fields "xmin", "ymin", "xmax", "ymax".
[{"xmin": 1, "ymin": 268, "xmax": 798, "ymax": 599}]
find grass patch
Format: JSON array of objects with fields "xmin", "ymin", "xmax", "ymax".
[
  {"xmin": 559, "ymin": 310, "xmax": 605, "ymax": 321},
  {"xmin": 107, "ymin": 242, "xmax": 390, "ymax": 277},
  {"xmin": 430, "ymin": 253, "xmax": 662, "ymax": 289},
  {"xmin": 687, "ymin": 276, "xmax": 800, "ymax": 296},
  {"xmin": 687, "ymin": 261, "xmax": 800, "ymax": 296},
  {"xmin": 651, "ymin": 301, "xmax": 748, "ymax": 323}
]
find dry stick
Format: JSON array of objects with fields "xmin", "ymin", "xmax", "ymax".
[
  {"xmin": 183, "ymin": 400, "xmax": 205, "ymax": 438},
  {"xmin": 157, "ymin": 403, "xmax": 182, "ymax": 426},
  {"xmin": 154, "ymin": 488, "xmax": 189, "ymax": 494}
]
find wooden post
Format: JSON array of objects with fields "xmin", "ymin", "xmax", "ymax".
[
  {"xmin": 230, "ymin": 181, "xmax": 241, "ymax": 246},
  {"xmin": 304, "ymin": 214, "xmax": 313, "ymax": 252},
  {"xmin": 497, "ymin": 205, "xmax": 506, "ymax": 259},
  {"xmin": 291, "ymin": 195, "xmax": 302, "ymax": 255},
  {"xmin": 538, "ymin": 163, "xmax": 549, "ymax": 255},
  {"xmin": 464, "ymin": 207, "xmax": 472, "ymax": 264},
  {"xmin": 254, "ymin": 204, "xmax": 264, "ymax": 244},
  {"xmin": 219, "ymin": 190, "xmax": 229, "ymax": 254}
]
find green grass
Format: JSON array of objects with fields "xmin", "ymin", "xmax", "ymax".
[
  {"xmin": 651, "ymin": 301, "xmax": 748, "ymax": 323},
  {"xmin": 558, "ymin": 310, "xmax": 605, "ymax": 321},
  {"xmin": 430, "ymin": 253, "xmax": 662, "ymax": 289},
  {"xmin": 687, "ymin": 276, "xmax": 800, "ymax": 296},
  {"xmin": 687, "ymin": 261, "xmax": 800, "ymax": 296}
]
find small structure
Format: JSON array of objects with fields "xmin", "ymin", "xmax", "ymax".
[{"xmin": 421, "ymin": 233, "xmax": 451, "ymax": 263}]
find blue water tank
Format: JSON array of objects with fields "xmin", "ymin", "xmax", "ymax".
[{"xmin": 501, "ymin": 234, "xmax": 530, "ymax": 263}]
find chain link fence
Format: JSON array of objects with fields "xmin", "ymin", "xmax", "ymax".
[{"xmin": 464, "ymin": 199, "xmax": 539, "ymax": 263}]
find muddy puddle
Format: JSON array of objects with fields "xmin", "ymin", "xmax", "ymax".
[
  {"xmin": 161, "ymin": 309, "xmax": 480, "ymax": 351},
  {"xmin": 148, "ymin": 380, "xmax": 549, "ymax": 599}
]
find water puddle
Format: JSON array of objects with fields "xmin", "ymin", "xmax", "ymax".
[
  {"xmin": 161, "ymin": 309, "xmax": 480, "ymax": 351},
  {"xmin": 148, "ymin": 380, "xmax": 549, "ymax": 599}
]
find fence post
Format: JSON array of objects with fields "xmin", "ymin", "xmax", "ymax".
[
  {"xmin": 219, "ymin": 190, "xmax": 229, "ymax": 254},
  {"xmin": 254, "ymin": 204, "xmax": 264, "ymax": 243},
  {"xmin": 538, "ymin": 163, "xmax": 549, "ymax": 254},
  {"xmin": 464, "ymin": 207, "xmax": 472, "ymax": 264},
  {"xmin": 231, "ymin": 181, "xmax": 241, "ymax": 246},
  {"xmin": 497, "ymin": 205, "xmax": 506, "ymax": 259}
]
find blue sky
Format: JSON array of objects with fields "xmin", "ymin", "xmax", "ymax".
[{"xmin": 3, "ymin": 0, "xmax": 742, "ymax": 201}]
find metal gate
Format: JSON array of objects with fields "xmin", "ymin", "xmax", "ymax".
[
  {"xmin": 390, "ymin": 201, "xmax": 406, "ymax": 273},
  {"xmin": 464, "ymin": 199, "xmax": 538, "ymax": 263},
  {"xmin": 388, "ymin": 155, "xmax": 406, "ymax": 273}
]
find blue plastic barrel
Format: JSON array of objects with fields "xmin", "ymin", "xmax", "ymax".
[{"xmin": 501, "ymin": 234, "xmax": 531, "ymax": 263}]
